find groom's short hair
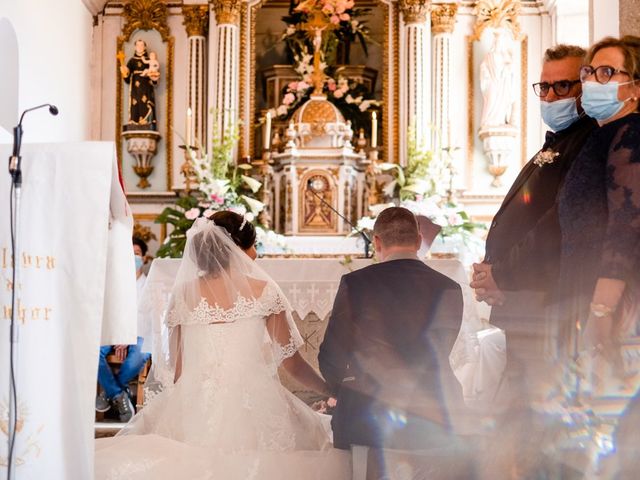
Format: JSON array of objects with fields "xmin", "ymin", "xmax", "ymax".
[{"xmin": 373, "ymin": 207, "xmax": 420, "ymax": 247}]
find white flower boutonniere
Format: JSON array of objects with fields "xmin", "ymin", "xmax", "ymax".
[{"xmin": 533, "ymin": 149, "xmax": 560, "ymax": 167}]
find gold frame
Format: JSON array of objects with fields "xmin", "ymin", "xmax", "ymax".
[
  {"xmin": 133, "ymin": 212, "xmax": 167, "ymax": 244},
  {"xmin": 465, "ymin": 33, "xmax": 528, "ymax": 190},
  {"xmin": 116, "ymin": 1, "xmax": 174, "ymax": 191},
  {"xmin": 239, "ymin": 0, "xmax": 400, "ymax": 163}
]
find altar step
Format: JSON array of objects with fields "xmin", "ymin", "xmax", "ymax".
[{"xmin": 95, "ymin": 421, "xmax": 126, "ymax": 438}]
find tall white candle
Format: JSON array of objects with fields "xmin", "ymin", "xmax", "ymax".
[
  {"xmin": 186, "ymin": 107, "xmax": 192, "ymax": 146},
  {"xmin": 264, "ymin": 111, "xmax": 272, "ymax": 150},
  {"xmin": 371, "ymin": 111, "xmax": 377, "ymax": 149}
]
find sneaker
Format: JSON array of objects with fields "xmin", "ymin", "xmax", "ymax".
[
  {"xmin": 111, "ymin": 391, "xmax": 134, "ymax": 422},
  {"xmin": 95, "ymin": 391, "xmax": 110, "ymax": 413}
]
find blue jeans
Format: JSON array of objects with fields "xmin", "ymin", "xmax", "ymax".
[{"xmin": 98, "ymin": 336, "xmax": 151, "ymax": 399}]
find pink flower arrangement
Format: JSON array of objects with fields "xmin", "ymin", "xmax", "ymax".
[{"xmin": 283, "ymin": 92, "xmax": 296, "ymax": 105}]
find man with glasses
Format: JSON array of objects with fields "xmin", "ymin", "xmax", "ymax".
[{"xmin": 470, "ymin": 45, "xmax": 597, "ymax": 478}]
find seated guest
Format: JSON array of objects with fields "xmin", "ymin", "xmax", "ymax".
[
  {"xmin": 96, "ymin": 237, "xmax": 151, "ymax": 421},
  {"xmin": 318, "ymin": 207, "xmax": 472, "ymax": 478}
]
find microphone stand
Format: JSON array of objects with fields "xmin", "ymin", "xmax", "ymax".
[
  {"xmin": 5, "ymin": 104, "xmax": 58, "ymax": 480},
  {"xmin": 306, "ymin": 182, "xmax": 372, "ymax": 258}
]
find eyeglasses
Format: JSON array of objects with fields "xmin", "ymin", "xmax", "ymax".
[
  {"xmin": 532, "ymin": 79, "xmax": 581, "ymax": 97},
  {"xmin": 579, "ymin": 65, "xmax": 631, "ymax": 84}
]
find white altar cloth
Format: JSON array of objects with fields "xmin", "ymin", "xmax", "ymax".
[{"xmin": 139, "ymin": 257, "xmax": 501, "ymax": 409}]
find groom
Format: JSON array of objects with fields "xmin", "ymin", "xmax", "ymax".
[{"xmin": 319, "ymin": 207, "xmax": 468, "ymax": 472}]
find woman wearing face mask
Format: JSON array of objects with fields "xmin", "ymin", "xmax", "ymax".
[{"xmin": 554, "ymin": 36, "xmax": 640, "ymax": 395}]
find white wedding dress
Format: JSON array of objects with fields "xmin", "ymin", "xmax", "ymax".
[{"xmin": 95, "ymin": 219, "xmax": 350, "ymax": 480}]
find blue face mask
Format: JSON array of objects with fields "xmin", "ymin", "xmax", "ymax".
[
  {"xmin": 134, "ymin": 255, "xmax": 144, "ymax": 271},
  {"xmin": 540, "ymin": 97, "xmax": 580, "ymax": 132},
  {"xmin": 581, "ymin": 80, "xmax": 634, "ymax": 121}
]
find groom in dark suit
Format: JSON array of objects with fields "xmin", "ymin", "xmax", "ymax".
[{"xmin": 318, "ymin": 207, "xmax": 468, "ymax": 475}]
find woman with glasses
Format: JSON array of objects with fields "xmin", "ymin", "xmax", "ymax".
[{"xmin": 555, "ymin": 36, "xmax": 640, "ymax": 402}]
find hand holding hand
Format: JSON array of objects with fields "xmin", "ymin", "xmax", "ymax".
[
  {"xmin": 470, "ymin": 263, "xmax": 505, "ymax": 306},
  {"xmin": 114, "ymin": 345, "xmax": 129, "ymax": 362}
]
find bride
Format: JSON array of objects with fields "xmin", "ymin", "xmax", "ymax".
[{"xmin": 95, "ymin": 211, "xmax": 351, "ymax": 479}]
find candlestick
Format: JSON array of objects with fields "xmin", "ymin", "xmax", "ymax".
[
  {"xmin": 186, "ymin": 107, "xmax": 192, "ymax": 147},
  {"xmin": 264, "ymin": 111, "xmax": 272, "ymax": 151},
  {"xmin": 371, "ymin": 111, "xmax": 377, "ymax": 149}
]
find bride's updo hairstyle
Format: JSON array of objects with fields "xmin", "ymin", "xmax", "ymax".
[{"xmin": 191, "ymin": 211, "xmax": 256, "ymax": 276}]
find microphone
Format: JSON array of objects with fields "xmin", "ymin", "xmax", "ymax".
[
  {"xmin": 9, "ymin": 104, "xmax": 59, "ymax": 186},
  {"xmin": 306, "ymin": 178, "xmax": 373, "ymax": 258}
]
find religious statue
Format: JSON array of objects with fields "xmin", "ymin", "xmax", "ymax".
[
  {"xmin": 118, "ymin": 39, "xmax": 160, "ymax": 130},
  {"xmin": 479, "ymin": 29, "xmax": 516, "ymax": 128}
]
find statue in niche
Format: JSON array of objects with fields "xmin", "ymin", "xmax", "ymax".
[
  {"xmin": 479, "ymin": 29, "xmax": 516, "ymax": 128},
  {"xmin": 118, "ymin": 39, "xmax": 160, "ymax": 130}
]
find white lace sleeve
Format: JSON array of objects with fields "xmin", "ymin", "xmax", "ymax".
[{"xmin": 263, "ymin": 284, "xmax": 304, "ymax": 366}]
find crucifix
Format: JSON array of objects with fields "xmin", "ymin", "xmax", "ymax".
[{"xmin": 300, "ymin": 10, "xmax": 336, "ymax": 95}]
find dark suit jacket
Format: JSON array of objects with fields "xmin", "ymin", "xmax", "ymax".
[
  {"xmin": 485, "ymin": 116, "xmax": 597, "ymax": 330},
  {"xmin": 318, "ymin": 259, "xmax": 463, "ymax": 450}
]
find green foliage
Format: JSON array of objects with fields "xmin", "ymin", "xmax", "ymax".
[
  {"xmin": 155, "ymin": 113, "xmax": 264, "ymax": 258},
  {"xmin": 154, "ymin": 195, "xmax": 201, "ymax": 258}
]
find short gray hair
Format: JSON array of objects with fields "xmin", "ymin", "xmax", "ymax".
[
  {"xmin": 373, "ymin": 207, "xmax": 420, "ymax": 247},
  {"xmin": 543, "ymin": 44, "xmax": 587, "ymax": 63}
]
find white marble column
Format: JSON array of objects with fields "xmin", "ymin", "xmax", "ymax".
[
  {"xmin": 430, "ymin": 3, "xmax": 457, "ymax": 153},
  {"xmin": 400, "ymin": 0, "xmax": 431, "ymax": 165},
  {"xmin": 182, "ymin": 5, "xmax": 209, "ymax": 145},
  {"xmin": 209, "ymin": 0, "xmax": 240, "ymax": 147}
]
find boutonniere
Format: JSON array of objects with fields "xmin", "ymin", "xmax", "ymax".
[{"xmin": 533, "ymin": 149, "xmax": 560, "ymax": 167}]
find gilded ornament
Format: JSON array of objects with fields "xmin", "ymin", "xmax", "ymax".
[
  {"xmin": 472, "ymin": 0, "xmax": 522, "ymax": 41},
  {"xmin": 122, "ymin": 0, "xmax": 170, "ymax": 42},
  {"xmin": 182, "ymin": 5, "xmax": 209, "ymax": 37},
  {"xmin": 431, "ymin": 3, "xmax": 458, "ymax": 34},
  {"xmin": 400, "ymin": 0, "xmax": 431, "ymax": 25},
  {"xmin": 213, "ymin": 0, "xmax": 242, "ymax": 25},
  {"xmin": 133, "ymin": 223, "xmax": 157, "ymax": 243}
]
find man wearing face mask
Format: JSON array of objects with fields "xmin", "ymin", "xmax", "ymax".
[
  {"xmin": 95, "ymin": 238, "xmax": 152, "ymax": 422},
  {"xmin": 470, "ymin": 45, "xmax": 597, "ymax": 478}
]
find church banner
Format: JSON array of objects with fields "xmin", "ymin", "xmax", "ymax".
[{"xmin": 0, "ymin": 142, "xmax": 137, "ymax": 479}]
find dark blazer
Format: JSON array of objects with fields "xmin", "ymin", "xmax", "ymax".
[
  {"xmin": 318, "ymin": 258, "xmax": 463, "ymax": 450},
  {"xmin": 484, "ymin": 116, "xmax": 597, "ymax": 329}
]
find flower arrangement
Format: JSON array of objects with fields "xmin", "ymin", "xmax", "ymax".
[
  {"xmin": 282, "ymin": 0, "xmax": 370, "ymax": 65},
  {"xmin": 155, "ymin": 114, "xmax": 285, "ymax": 258},
  {"xmin": 272, "ymin": 57, "xmax": 381, "ymax": 133},
  {"xmin": 271, "ymin": 0, "xmax": 379, "ymax": 133},
  {"xmin": 351, "ymin": 130, "xmax": 486, "ymax": 261}
]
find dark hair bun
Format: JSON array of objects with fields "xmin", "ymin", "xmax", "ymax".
[{"xmin": 210, "ymin": 211, "xmax": 256, "ymax": 249}]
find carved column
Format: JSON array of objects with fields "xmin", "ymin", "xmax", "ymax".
[
  {"xmin": 183, "ymin": 5, "xmax": 209, "ymax": 146},
  {"xmin": 209, "ymin": 0, "xmax": 241, "ymax": 147},
  {"xmin": 400, "ymin": 0, "xmax": 432, "ymax": 164},
  {"xmin": 431, "ymin": 3, "xmax": 457, "ymax": 153}
]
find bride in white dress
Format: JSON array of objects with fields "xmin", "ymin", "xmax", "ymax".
[{"xmin": 95, "ymin": 212, "xmax": 351, "ymax": 479}]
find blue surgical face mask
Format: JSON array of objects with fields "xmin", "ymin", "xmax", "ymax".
[
  {"xmin": 134, "ymin": 255, "xmax": 144, "ymax": 271},
  {"xmin": 581, "ymin": 80, "xmax": 635, "ymax": 122},
  {"xmin": 540, "ymin": 97, "xmax": 580, "ymax": 132}
]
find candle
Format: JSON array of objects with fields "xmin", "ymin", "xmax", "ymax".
[
  {"xmin": 371, "ymin": 111, "xmax": 377, "ymax": 149},
  {"xmin": 186, "ymin": 107, "xmax": 192, "ymax": 147},
  {"xmin": 264, "ymin": 111, "xmax": 272, "ymax": 151}
]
